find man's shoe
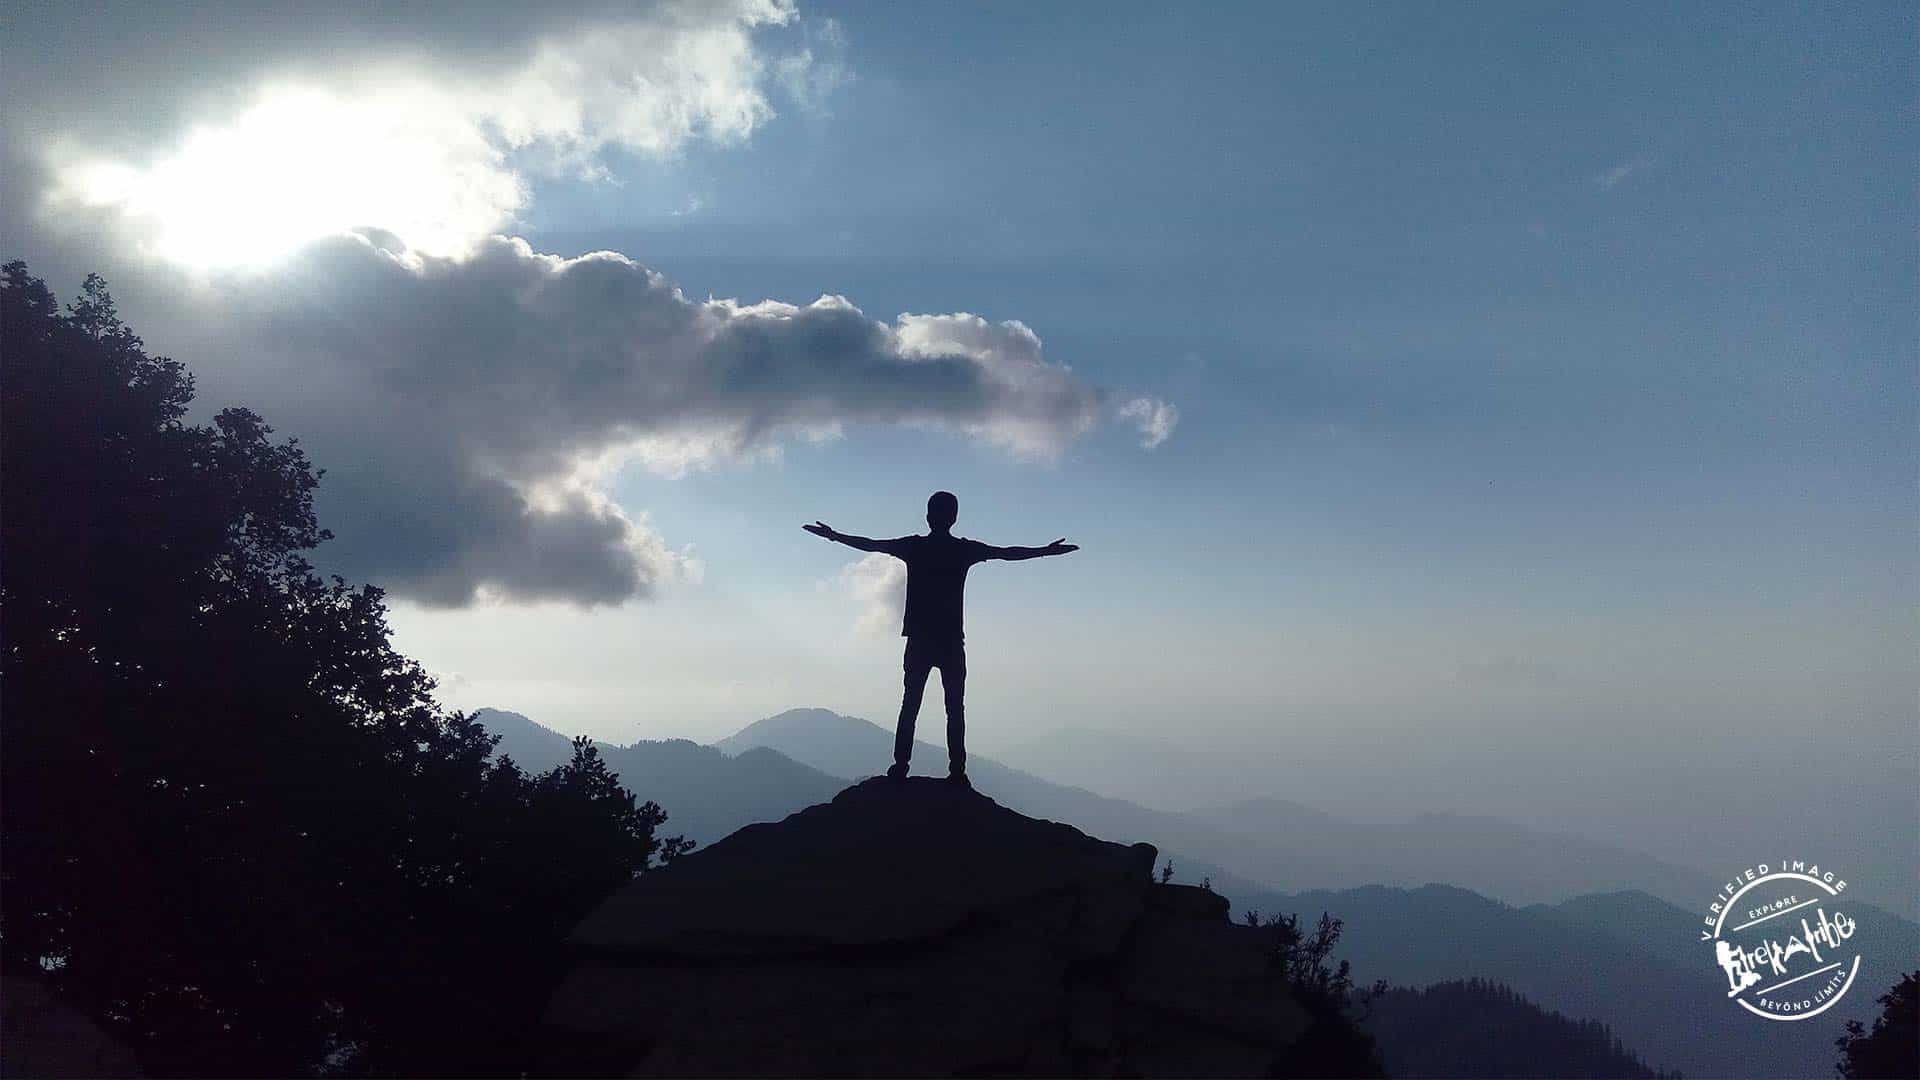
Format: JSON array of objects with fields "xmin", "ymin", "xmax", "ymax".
[
  {"xmin": 945, "ymin": 770, "xmax": 972, "ymax": 790},
  {"xmin": 886, "ymin": 762, "xmax": 908, "ymax": 781}
]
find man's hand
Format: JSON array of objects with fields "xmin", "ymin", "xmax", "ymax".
[
  {"xmin": 1045, "ymin": 538, "xmax": 1079, "ymax": 555},
  {"xmin": 803, "ymin": 521, "xmax": 838, "ymax": 541}
]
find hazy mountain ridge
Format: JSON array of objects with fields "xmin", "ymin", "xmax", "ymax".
[
  {"xmin": 719, "ymin": 708, "xmax": 1723, "ymax": 910},
  {"xmin": 998, "ymin": 725, "xmax": 1920, "ymax": 922},
  {"xmin": 1188, "ymin": 797, "xmax": 1722, "ymax": 910},
  {"xmin": 493, "ymin": 707, "xmax": 1916, "ymax": 937},
  {"xmin": 717, "ymin": 709, "xmax": 1372, "ymax": 903},
  {"xmin": 475, "ymin": 708, "xmax": 842, "ymax": 847},
  {"xmin": 1264, "ymin": 883, "xmax": 1918, "ymax": 1079}
]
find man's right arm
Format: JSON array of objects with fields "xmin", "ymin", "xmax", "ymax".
[{"xmin": 803, "ymin": 521, "xmax": 909, "ymax": 556}]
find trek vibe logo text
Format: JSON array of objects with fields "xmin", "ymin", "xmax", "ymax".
[{"xmin": 1701, "ymin": 860, "xmax": 1861, "ymax": 1021}]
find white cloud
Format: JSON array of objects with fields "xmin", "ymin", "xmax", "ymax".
[
  {"xmin": 1118, "ymin": 397, "xmax": 1180, "ymax": 449},
  {"xmin": 1593, "ymin": 154, "xmax": 1655, "ymax": 191},
  {"xmin": 486, "ymin": 5, "xmax": 793, "ymax": 161},
  {"xmin": 41, "ymin": 1, "xmax": 807, "ymax": 266},
  {"xmin": 837, "ymin": 553, "xmax": 907, "ymax": 638},
  {"xmin": 892, "ymin": 312, "xmax": 1105, "ymax": 457},
  {"xmin": 773, "ymin": 17, "xmax": 853, "ymax": 114}
]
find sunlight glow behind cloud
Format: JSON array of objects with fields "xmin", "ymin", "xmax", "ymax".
[
  {"xmin": 62, "ymin": 87, "xmax": 523, "ymax": 266},
  {"xmin": 51, "ymin": 2, "xmax": 803, "ymax": 267}
]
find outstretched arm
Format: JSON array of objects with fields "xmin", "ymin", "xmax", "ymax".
[
  {"xmin": 979, "ymin": 538, "xmax": 1079, "ymax": 561},
  {"xmin": 803, "ymin": 521, "xmax": 908, "ymax": 555}
]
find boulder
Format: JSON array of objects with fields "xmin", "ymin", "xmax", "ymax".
[{"xmin": 543, "ymin": 777, "xmax": 1324, "ymax": 1077}]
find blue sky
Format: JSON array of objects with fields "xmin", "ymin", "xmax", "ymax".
[
  {"xmin": 426, "ymin": 0, "xmax": 1917, "ymax": 750},
  {"xmin": 3, "ymin": 1, "xmax": 1911, "ymax": 870}
]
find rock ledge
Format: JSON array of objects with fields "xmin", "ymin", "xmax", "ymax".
[{"xmin": 544, "ymin": 777, "xmax": 1315, "ymax": 1076}]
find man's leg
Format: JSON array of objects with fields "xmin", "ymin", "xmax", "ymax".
[
  {"xmin": 941, "ymin": 641, "xmax": 967, "ymax": 776},
  {"xmin": 894, "ymin": 639, "xmax": 932, "ymax": 774}
]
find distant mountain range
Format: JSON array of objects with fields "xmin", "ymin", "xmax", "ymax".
[
  {"xmin": 994, "ymin": 724, "xmax": 1920, "ymax": 922},
  {"xmin": 475, "ymin": 708, "xmax": 841, "ymax": 846},
  {"xmin": 478, "ymin": 705, "xmax": 1918, "ymax": 1078},
  {"xmin": 717, "ymin": 708, "xmax": 1716, "ymax": 910},
  {"xmin": 1252, "ymin": 883, "xmax": 1918, "ymax": 1080}
]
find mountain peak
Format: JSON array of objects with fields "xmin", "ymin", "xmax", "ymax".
[
  {"xmin": 545, "ymin": 777, "xmax": 1368, "ymax": 1076},
  {"xmin": 715, "ymin": 707, "xmax": 890, "ymax": 750},
  {"xmin": 569, "ymin": 775, "xmax": 1155, "ymax": 955}
]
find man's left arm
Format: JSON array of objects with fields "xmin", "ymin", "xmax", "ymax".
[{"xmin": 975, "ymin": 538, "xmax": 1078, "ymax": 562}]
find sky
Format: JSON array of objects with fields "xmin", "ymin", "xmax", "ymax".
[{"xmin": 2, "ymin": 2, "xmax": 1913, "ymax": 879}]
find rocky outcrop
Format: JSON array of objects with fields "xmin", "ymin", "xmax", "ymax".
[{"xmin": 542, "ymin": 777, "xmax": 1349, "ymax": 1077}]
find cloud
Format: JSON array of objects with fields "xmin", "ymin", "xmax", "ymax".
[
  {"xmin": 22, "ymin": 1, "xmax": 815, "ymax": 265},
  {"xmin": 773, "ymin": 17, "xmax": 853, "ymax": 114},
  {"xmin": 837, "ymin": 554, "xmax": 907, "ymax": 638},
  {"xmin": 1118, "ymin": 397, "xmax": 1180, "ymax": 449},
  {"xmin": 1593, "ymin": 154, "xmax": 1656, "ymax": 191},
  {"xmin": 3, "ymin": 1, "xmax": 1175, "ymax": 610},
  {"xmin": 74, "ymin": 233, "xmax": 1133, "ymax": 607}
]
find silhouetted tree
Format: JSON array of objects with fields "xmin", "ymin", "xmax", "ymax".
[
  {"xmin": 1835, "ymin": 971, "xmax": 1918, "ymax": 1079},
  {"xmin": 1246, "ymin": 909, "xmax": 1360, "ymax": 1009},
  {"xmin": 1, "ymin": 262, "xmax": 685, "ymax": 1076},
  {"xmin": 1241, "ymin": 909, "xmax": 1385, "ymax": 1078}
]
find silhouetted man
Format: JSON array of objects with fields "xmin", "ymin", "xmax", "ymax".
[{"xmin": 805, "ymin": 491, "xmax": 1077, "ymax": 787}]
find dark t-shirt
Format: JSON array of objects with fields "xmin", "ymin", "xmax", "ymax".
[{"xmin": 884, "ymin": 533, "xmax": 993, "ymax": 641}]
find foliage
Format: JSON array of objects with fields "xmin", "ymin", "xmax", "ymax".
[
  {"xmin": 1241, "ymin": 908, "xmax": 1385, "ymax": 1078},
  {"xmin": 1246, "ymin": 909, "xmax": 1357, "ymax": 1008},
  {"xmin": 1365, "ymin": 978, "xmax": 1674, "ymax": 1078},
  {"xmin": 1835, "ymin": 970, "xmax": 1918, "ymax": 1080},
  {"xmin": 1, "ymin": 262, "xmax": 685, "ymax": 1076}
]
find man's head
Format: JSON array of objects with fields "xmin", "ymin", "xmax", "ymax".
[{"xmin": 926, "ymin": 490, "xmax": 959, "ymax": 532}]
